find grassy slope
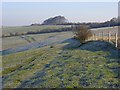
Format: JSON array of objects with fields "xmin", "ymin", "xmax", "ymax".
[
  {"xmin": 2, "ymin": 31, "xmax": 74, "ymax": 51},
  {"xmin": 2, "ymin": 43, "xmax": 119, "ymax": 88}
]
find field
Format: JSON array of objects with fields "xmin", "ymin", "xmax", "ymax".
[
  {"xmin": 2, "ymin": 26, "xmax": 120, "ymax": 88},
  {"xmin": 2, "ymin": 26, "xmax": 118, "ymax": 51},
  {"xmin": 2, "ymin": 25, "xmax": 71, "ymax": 37},
  {"xmin": 2, "ymin": 25, "xmax": 70, "ymax": 34}
]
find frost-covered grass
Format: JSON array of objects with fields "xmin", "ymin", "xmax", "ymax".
[
  {"xmin": 2, "ymin": 26, "xmax": 118, "ymax": 51},
  {"xmin": 2, "ymin": 31, "xmax": 74, "ymax": 50},
  {"xmin": 2, "ymin": 41, "xmax": 120, "ymax": 88},
  {"xmin": 2, "ymin": 26, "xmax": 120, "ymax": 88}
]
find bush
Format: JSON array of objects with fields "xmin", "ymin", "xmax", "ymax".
[
  {"xmin": 73, "ymin": 25, "xmax": 92, "ymax": 44},
  {"xmin": 50, "ymin": 45, "xmax": 54, "ymax": 48}
]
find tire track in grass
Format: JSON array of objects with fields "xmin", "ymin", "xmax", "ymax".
[
  {"xmin": 3, "ymin": 48, "xmax": 59, "ymax": 88},
  {"xmin": 3, "ymin": 52, "xmax": 43, "ymax": 88},
  {"xmin": 20, "ymin": 35, "xmax": 37, "ymax": 43},
  {"xmin": 18, "ymin": 50, "xmax": 79, "ymax": 88},
  {"xmin": 18, "ymin": 50, "xmax": 64, "ymax": 88}
]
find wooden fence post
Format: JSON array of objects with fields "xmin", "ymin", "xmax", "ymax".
[
  {"xmin": 95, "ymin": 34, "xmax": 97, "ymax": 40},
  {"xmin": 108, "ymin": 32, "xmax": 111, "ymax": 42},
  {"xmin": 93, "ymin": 34, "xmax": 95, "ymax": 40},
  {"xmin": 102, "ymin": 32, "xmax": 104, "ymax": 40},
  {"xmin": 99, "ymin": 32, "xmax": 101, "ymax": 40},
  {"xmin": 115, "ymin": 32, "xmax": 118, "ymax": 47}
]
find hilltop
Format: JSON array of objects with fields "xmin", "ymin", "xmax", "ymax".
[
  {"xmin": 42, "ymin": 16, "xmax": 68, "ymax": 25},
  {"xmin": 30, "ymin": 16, "xmax": 119, "ymax": 29}
]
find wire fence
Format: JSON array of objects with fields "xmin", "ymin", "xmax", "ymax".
[{"xmin": 87, "ymin": 31, "xmax": 118, "ymax": 47}]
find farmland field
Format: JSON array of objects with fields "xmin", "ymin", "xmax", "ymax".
[
  {"xmin": 2, "ymin": 25, "xmax": 70, "ymax": 35},
  {"xmin": 91, "ymin": 26, "xmax": 118, "ymax": 35},
  {"xmin": 2, "ymin": 26, "xmax": 118, "ymax": 51},
  {"xmin": 2, "ymin": 26, "xmax": 120, "ymax": 88},
  {"xmin": 2, "ymin": 25, "xmax": 118, "ymax": 35}
]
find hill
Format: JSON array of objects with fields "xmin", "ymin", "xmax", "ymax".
[
  {"xmin": 3, "ymin": 40, "xmax": 119, "ymax": 88},
  {"xmin": 42, "ymin": 16, "xmax": 68, "ymax": 25}
]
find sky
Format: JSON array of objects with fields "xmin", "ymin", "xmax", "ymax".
[
  {"xmin": 2, "ymin": 0, "xmax": 119, "ymax": 2},
  {"xmin": 2, "ymin": 2, "xmax": 118, "ymax": 26}
]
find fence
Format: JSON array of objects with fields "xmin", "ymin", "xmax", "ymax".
[{"xmin": 88, "ymin": 31, "xmax": 118, "ymax": 47}]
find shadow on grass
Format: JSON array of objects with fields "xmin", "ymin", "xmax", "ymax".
[
  {"xmin": 18, "ymin": 39, "xmax": 120, "ymax": 88},
  {"xmin": 61, "ymin": 38, "xmax": 81, "ymax": 50},
  {"xmin": 62, "ymin": 39, "xmax": 119, "ymax": 58},
  {"xmin": 63, "ymin": 39, "xmax": 120, "ymax": 86}
]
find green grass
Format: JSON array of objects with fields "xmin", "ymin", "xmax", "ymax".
[
  {"xmin": 2, "ymin": 25, "xmax": 70, "ymax": 35},
  {"xmin": 2, "ymin": 31, "xmax": 73, "ymax": 50},
  {"xmin": 0, "ymin": 56, "xmax": 2, "ymax": 77},
  {"xmin": 2, "ymin": 36, "xmax": 29, "ymax": 50},
  {"xmin": 2, "ymin": 26, "xmax": 119, "ymax": 88},
  {"xmin": 2, "ymin": 44, "xmax": 119, "ymax": 88}
]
